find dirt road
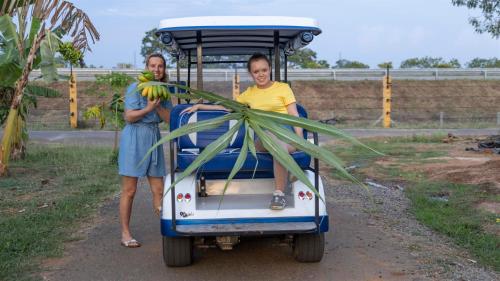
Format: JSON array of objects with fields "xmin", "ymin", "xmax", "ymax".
[
  {"xmin": 37, "ymin": 130, "xmax": 499, "ymax": 281},
  {"xmin": 42, "ymin": 176, "xmax": 498, "ymax": 281}
]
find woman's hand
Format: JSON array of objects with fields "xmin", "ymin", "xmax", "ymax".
[
  {"xmin": 181, "ymin": 104, "xmax": 201, "ymax": 114},
  {"xmin": 145, "ymin": 98, "xmax": 161, "ymax": 113}
]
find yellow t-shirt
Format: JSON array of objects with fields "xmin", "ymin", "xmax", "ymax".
[{"xmin": 236, "ymin": 82, "xmax": 296, "ymax": 114}]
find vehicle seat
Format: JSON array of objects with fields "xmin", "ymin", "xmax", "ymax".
[{"xmin": 169, "ymin": 103, "xmax": 311, "ymax": 173}]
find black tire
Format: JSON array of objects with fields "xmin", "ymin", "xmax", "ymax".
[
  {"xmin": 163, "ymin": 236, "xmax": 193, "ymax": 267},
  {"xmin": 293, "ymin": 233, "xmax": 325, "ymax": 262}
]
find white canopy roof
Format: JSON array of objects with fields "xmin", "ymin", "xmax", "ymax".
[{"xmin": 156, "ymin": 16, "xmax": 321, "ymax": 56}]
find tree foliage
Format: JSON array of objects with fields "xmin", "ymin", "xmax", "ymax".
[
  {"xmin": 400, "ymin": 57, "xmax": 461, "ymax": 68},
  {"xmin": 287, "ymin": 48, "xmax": 330, "ymax": 69},
  {"xmin": 466, "ymin": 57, "xmax": 500, "ymax": 67},
  {"xmin": 452, "ymin": 0, "xmax": 500, "ymax": 38},
  {"xmin": 58, "ymin": 41, "xmax": 82, "ymax": 68},
  {"xmin": 333, "ymin": 59, "xmax": 369, "ymax": 69},
  {"xmin": 377, "ymin": 62, "xmax": 393, "ymax": 69},
  {"xmin": 0, "ymin": 0, "xmax": 99, "ymax": 174},
  {"xmin": 140, "ymin": 28, "xmax": 171, "ymax": 65}
]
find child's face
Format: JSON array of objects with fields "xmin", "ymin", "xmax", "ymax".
[
  {"xmin": 249, "ymin": 59, "xmax": 271, "ymax": 88},
  {"xmin": 147, "ymin": 57, "xmax": 165, "ymax": 81}
]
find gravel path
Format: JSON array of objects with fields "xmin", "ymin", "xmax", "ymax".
[{"xmin": 324, "ymin": 175, "xmax": 499, "ymax": 281}]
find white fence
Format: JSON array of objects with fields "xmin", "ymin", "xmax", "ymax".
[{"xmin": 29, "ymin": 68, "xmax": 500, "ymax": 82}]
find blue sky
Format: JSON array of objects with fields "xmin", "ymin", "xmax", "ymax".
[{"xmin": 72, "ymin": 0, "xmax": 499, "ymax": 68}]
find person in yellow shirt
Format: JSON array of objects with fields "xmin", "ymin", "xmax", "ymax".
[{"xmin": 181, "ymin": 53, "xmax": 303, "ymax": 210}]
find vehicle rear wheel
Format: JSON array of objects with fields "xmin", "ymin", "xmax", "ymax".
[
  {"xmin": 163, "ymin": 236, "xmax": 193, "ymax": 267},
  {"xmin": 293, "ymin": 233, "xmax": 325, "ymax": 262}
]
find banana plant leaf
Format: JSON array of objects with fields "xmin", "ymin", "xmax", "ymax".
[{"xmin": 39, "ymin": 30, "xmax": 60, "ymax": 82}]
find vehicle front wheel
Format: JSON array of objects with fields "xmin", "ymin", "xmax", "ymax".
[
  {"xmin": 293, "ymin": 233, "xmax": 325, "ymax": 262},
  {"xmin": 163, "ymin": 236, "xmax": 193, "ymax": 267}
]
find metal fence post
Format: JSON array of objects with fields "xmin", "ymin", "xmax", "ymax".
[
  {"xmin": 435, "ymin": 69, "xmax": 439, "ymax": 80},
  {"xmin": 440, "ymin": 112, "xmax": 444, "ymax": 128},
  {"xmin": 497, "ymin": 112, "xmax": 500, "ymax": 126},
  {"xmin": 484, "ymin": 70, "xmax": 488, "ymax": 80}
]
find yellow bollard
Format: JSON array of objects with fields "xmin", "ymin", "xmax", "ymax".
[
  {"xmin": 382, "ymin": 74, "xmax": 392, "ymax": 128},
  {"xmin": 69, "ymin": 73, "xmax": 78, "ymax": 128},
  {"xmin": 232, "ymin": 72, "xmax": 240, "ymax": 100}
]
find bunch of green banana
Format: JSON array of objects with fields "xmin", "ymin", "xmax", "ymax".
[
  {"xmin": 137, "ymin": 71, "xmax": 171, "ymax": 101},
  {"xmin": 141, "ymin": 84, "xmax": 171, "ymax": 101}
]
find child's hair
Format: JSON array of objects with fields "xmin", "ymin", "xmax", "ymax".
[
  {"xmin": 145, "ymin": 53, "xmax": 168, "ymax": 81},
  {"xmin": 247, "ymin": 53, "xmax": 271, "ymax": 72}
]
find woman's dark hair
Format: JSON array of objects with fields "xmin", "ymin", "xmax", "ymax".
[
  {"xmin": 145, "ymin": 53, "xmax": 168, "ymax": 82},
  {"xmin": 247, "ymin": 53, "xmax": 271, "ymax": 72}
]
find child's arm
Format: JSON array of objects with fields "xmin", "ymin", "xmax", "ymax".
[
  {"xmin": 181, "ymin": 103, "xmax": 230, "ymax": 114},
  {"xmin": 286, "ymin": 102, "xmax": 304, "ymax": 138}
]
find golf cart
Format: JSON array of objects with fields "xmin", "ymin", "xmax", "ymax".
[{"xmin": 156, "ymin": 16, "xmax": 328, "ymax": 267}]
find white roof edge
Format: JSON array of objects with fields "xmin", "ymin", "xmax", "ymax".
[{"xmin": 158, "ymin": 16, "xmax": 320, "ymax": 31}]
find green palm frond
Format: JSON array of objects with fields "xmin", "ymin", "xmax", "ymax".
[
  {"xmin": 249, "ymin": 108, "xmax": 383, "ymax": 156},
  {"xmin": 250, "ymin": 113, "xmax": 365, "ymax": 188},
  {"xmin": 135, "ymin": 81, "xmax": 380, "ymax": 199},
  {"xmin": 163, "ymin": 119, "xmax": 243, "ymax": 197},
  {"xmin": 142, "ymin": 112, "xmax": 242, "ymax": 161},
  {"xmin": 249, "ymin": 119, "xmax": 323, "ymax": 202},
  {"xmin": 218, "ymin": 124, "xmax": 249, "ymax": 208}
]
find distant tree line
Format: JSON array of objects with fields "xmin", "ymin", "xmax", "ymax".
[{"xmin": 134, "ymin": 28, "xmax": 500, "ymax": 70}]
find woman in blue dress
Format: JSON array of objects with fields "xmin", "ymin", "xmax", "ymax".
[{"xmin": 118, "ymin": 53, "xmax": 172, "ymax": 248}]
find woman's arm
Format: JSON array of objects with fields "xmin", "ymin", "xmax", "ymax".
[
  {"xmin": 181, "ymin": 103, "xmax": 230, "ymax": 114},
  {"xmin": 156, "ymin": 106, "xmax": 170, "ymax": 124},
  {"xmin": 286, "ymin": 102, "xmax": 304, "ymax": 138},
  {"xmin": 124, "ymin": 99, "xmax": 160, "ymax": 123}
]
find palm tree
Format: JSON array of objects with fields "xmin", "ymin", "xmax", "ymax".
[{"xmin": 0, "ymin": 0, "xmax": 100, "ymax": 175}]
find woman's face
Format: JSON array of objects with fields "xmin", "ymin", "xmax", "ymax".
[
  {"xmin": 147, "ymin": 57, "xmax": 166, "ymax": 80},
  {"xmin": 249, "ymin": 59, "xmax": 271, "ymax": 88}
]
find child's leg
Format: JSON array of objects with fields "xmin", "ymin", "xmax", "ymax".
[{"xmin": 255, "ymin": 133, "xmax": 296, "ymax": 192}]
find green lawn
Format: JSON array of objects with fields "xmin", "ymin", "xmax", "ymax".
[
  {"xmin": 327, "ymin": 135, "xmax": 500, "ymax": 271},
  {"xmin": 0, "ymin": 144, "xmax": 120, "ymax": 281}
]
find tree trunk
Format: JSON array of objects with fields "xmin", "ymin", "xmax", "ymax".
[
  {"xmin": 0, "ymin": 108, "xmax": 18, "ymax": 175},
  {"xmin": 0, "ymin": 29, "xmax": 46, "ymax": 176}
]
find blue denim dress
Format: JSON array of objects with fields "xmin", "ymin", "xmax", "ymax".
[{"xmin": 118, "ymin": 83, "xmax": 172, "ymax": 177}]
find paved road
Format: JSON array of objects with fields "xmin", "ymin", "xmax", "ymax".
[{"xmin": 27, "ymin": 128, "xmax": 500, "ymax": 146}]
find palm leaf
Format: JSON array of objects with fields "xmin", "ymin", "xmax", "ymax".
[
  {"xmin": 164, "ymin": 120, "xmax": 243, "ymax": 198},
  {"xmin": 251, "ymin": 114, "xmax": 364, "ymax": 187},
  {"xmin": 245, "ymin": 121, "xmax": 258, "ymax": 178},
  {"xmin": 249, "ymin": 120, "xmax": 323, "ymax": 202},
  {"xmin": 141, "ymin": 112, "xmax": 242, "ymax": 165},
  {"xmin": 250, "ymin": 108, "xmax": 383, "ymax": 156},
  {"xmin": 218, "ymin": 126, "xmax": 249, "ymax": 208}
]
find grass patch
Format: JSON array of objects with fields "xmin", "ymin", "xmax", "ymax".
[
  {"xmin": 406, "ymin": 182, "xmax": 499, "ymax": 270},
  {"xmin": 0, "ymin": 144, "xmax": 120, "ymax": 281},
  {"xmin": 334, "ymin": 121, "xmax": 498, "ymax": 129},
  {"xmin": 327, "ymin": 135, "xmax": 499, "ymax": 270}
]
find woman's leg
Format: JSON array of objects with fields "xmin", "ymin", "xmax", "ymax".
[
  {"xmin": 120, "ymin": 176, "xmax": 138, "ymax": 242},
  {"xmin": 147, "ymin": 176, "xmax": 164, "ymax": 214}
]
